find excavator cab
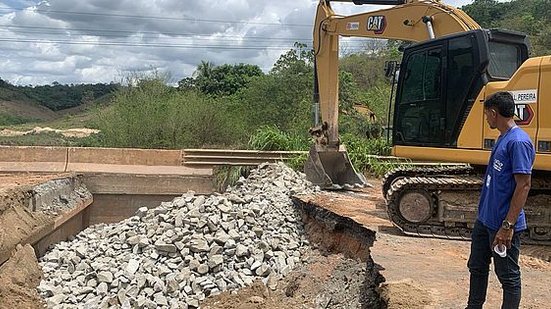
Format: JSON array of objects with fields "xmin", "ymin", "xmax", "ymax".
[{"xmin": 393, "ymin": 29, "xmax": 529, "ymax": 148}]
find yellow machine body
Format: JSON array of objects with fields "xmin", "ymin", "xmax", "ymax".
[{"xmin": 393, "ymin": 56, "xmax": 551, "ymax": 169}]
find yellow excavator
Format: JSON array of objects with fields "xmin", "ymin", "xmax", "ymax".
[{"xmin": 304, "ymin": 0, "xmax": 551, "ymax": 245}]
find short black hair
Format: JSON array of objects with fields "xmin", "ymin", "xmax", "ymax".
[{"xmin": 484, "ymin": 91, "xmax": 515, "ymax": 118}]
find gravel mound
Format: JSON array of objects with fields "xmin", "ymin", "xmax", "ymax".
[{"xmin": 38, "ymin": 163, "xmax": 319, "ymax": 308}]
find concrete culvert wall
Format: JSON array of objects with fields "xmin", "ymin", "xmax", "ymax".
[
  {"xmin": 0, "ymin": 175, "xmax": 92, "ymax": 266},
  {"xmin": 37, "ymin": 163, "xmax": 386, "ymax": 308}
]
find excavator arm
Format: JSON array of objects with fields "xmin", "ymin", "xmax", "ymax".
[{"xmin": 306, "ymin": 0, "xmax": 481, "ymax": 188}]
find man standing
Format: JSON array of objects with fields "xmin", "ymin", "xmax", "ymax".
[{"xmin": 466, "ymin": 91, "xmax": 535, "ymax": 309}]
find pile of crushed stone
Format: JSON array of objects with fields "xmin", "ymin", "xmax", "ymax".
[{"xmin": 38, "ymin": 163, "xmax": 319, "ymax": 308}]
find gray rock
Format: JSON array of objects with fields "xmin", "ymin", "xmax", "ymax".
[
  {"xmin": 228, "ymin": 229, "xmax": 241, "ymax": 240},
  {"xmin": 153, "ymin": 280, "xmax": 165, "ymax": 292},
  {"xmin": 97, "ymin": 282, "xmax": 108, "ymax": 295},
  {"xmin": 138, "ymin": 237, "xmax": 150, "ymax": 247},
  {"xmin": 267, "ymin": 273, "xmax": 279, "ymax": 290},
  {"xmin": 197, "ymin": 264, "xmax": 209, "ymax": 275},
  {"xmin": 184, "ymin": 285, "xmax": 193, "ymax": 294},
  {"xmin": 186, "ymin": 298, "xmax": 200, "ymax": 308},
  {"xmin": 127, "ymin": 235, "xmax": 140, "ymax": 245},
  {"xmin": 190, "ymin": 238, "xmax": 209, "ymax": 253},
  {"xmin": 154, "ymin": 208, "xmax": 169, "ymax": 215},
  {"xmin": 127, "ymin": 285, "xmax": 139, "ymax": 298},
  {"xmin": 46, "ymin": 294, "xmax": 67, "ymax": 306},
  {"xmin": 37, "ymin": 283, "xmax": 56, "ymax": 297},
  {"xmin": 250, "ymin": 261, "xmax": 262, "ymax": 271},
  {"xmin": 217, "ymin": 203, "xmax": 232, "ymax": 213},
  {"xmin": 235, "ymin": 244, "xmax": 248, "ymax": 257},
  {"xmin": 38, "ymin": 163, "xmax": 316, "ymax": 308},
  {"xmin": 166, "ymin": 277, "xmax": 179, "ymax": 294},
  {"xmin": 154, "ymin": 293, "xmax": 169, "ymax": 306},
  {"xmin": 97, "ymin": 271, "xmax": 113, "ymax": 283},
  {"xmin": 255, "ymin": 264, "xmax": 271, "ymax": 277},
  {"xmin": 117, "ymin": 289, "xmax": 128, "ymax": 304},
  {"xmin": 77, "ymin": 286, "xmax": 95, "ymax": 295},
  {"xmin": 86, "ymin": 278, "xmax": 97, "ymax": 288},
  {"xmin": 136, "ymin": 207, "xmax": 148, "ymax": 217},
  {"xmin": 155, "ymin": 243, "xmax": 177, "ymax": 253},
  {"xmin": 75, "ymin": 246, "xmax": 87, "ymax": 258},
  {"xmin": 126, "ymin": 259, "xmax": 140, "ymax": 275},
  {"xmin": 193, "ymin": 196, "xmax": 206, "ymax": 208},
  {"xmin": 189, "ymin": 259, "xmax": 200, "ymax": 271},
  {"xmin": 208, "ymin": 255, "xmax": 224, "ymax": 269},
  {"xmin": 213, "ymin": 231, "xmax": 230, "ymax": 244}
]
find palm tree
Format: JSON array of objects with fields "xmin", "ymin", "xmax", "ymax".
[{"xmin": 193, "ymin": 60, "xmax": 214, "ymax": 80}]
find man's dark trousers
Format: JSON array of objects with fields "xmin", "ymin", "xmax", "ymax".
[{"xmin": 467, "ymin": 220, "xmax": 521, "ymax": 309}]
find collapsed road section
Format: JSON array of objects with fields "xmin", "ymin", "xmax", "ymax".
[
  {"xmin": 0, "ymin": 174, "xmax": 93, "ymax": 308},
  {"xmin": 0, "ymin": 174, "xmax": 93, "ymax": 266},
  {"xmin": 35, "ymin": 163, "xmax": 384, "ymax": 308}
]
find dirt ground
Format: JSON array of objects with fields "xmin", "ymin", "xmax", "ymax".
[
  {"xmin": 0, "ymin": 173, "xmax": 75, "ymax": 308},
  {"xmin": 203, "ymin": 251, "xmax": 374, "ymax": 309},
  {"xmin": 0, "ymin": 127, "xmax": 99, "ymax": 138},
  {"xmin": 0, "ymin": 173, "xmax": 72, "ymax": 262},
  {"xmin": 299, "ymin": 179, "xmax": 551, "ymax": 309},
  {"xmin": 1, "ymin": 175, "xmax": 550, "ymax": 308},
  {"xmin": 0, "ymin": 244, "xmax": 44, "ymax": 309}
]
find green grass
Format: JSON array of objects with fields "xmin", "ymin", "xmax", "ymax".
[
  {"xmin": 213, "ymin": 166, "xmax": 252, "ymax": 192},
  {"xmin": 340, "ymin": 134, "xmax": 413, "ymax": 177},
  {"xmin": 0, "ymin": 113, "xmax": 35, "ymax": 126},
  {"xmin": 248, "ymin": 126, "xmax": 310, "ymax": 151}
]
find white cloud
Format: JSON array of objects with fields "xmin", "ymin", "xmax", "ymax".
[{"xmin": 0, "ymin": 0, "xmax": 476, "ymax": 85}]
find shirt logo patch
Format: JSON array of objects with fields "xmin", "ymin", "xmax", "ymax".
[{"xmin": 493, "ymin": 159, "xmax": 503, "ymax": 172}]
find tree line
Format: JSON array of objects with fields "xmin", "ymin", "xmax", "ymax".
[
  {"xmin": 0, "ymin": 78, "xmax": 119, "ymax": 111},
  {"xmin": 463, "ymin": 0, "xmax": 551, "ymax": 56}
]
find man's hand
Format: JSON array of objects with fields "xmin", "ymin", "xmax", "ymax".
[{"xmin": 493, "ymin": 227, "xmax": 514, "ymax": 249}]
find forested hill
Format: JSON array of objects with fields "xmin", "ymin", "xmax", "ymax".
[
  {"xmin": 462, "ymin": 0, "xmax": 551, "ymax": 56},
  {"xmin": 0, "ymin": 78, "xmax": 118, "ymax": 111}
]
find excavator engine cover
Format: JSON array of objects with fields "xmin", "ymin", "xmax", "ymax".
[{"xmin": 304, "ymin": 144, "xmax": 367, "ymax": 189}]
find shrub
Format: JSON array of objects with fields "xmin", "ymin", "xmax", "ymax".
[
  {"xmin": 340, "ymin": 134, "xmax": 405, "ymax": 176},
  {"xmin": 93, "ymin": 76, "xmax": 243, "ymax": 149},
  {"xmin": 248, "ymin": 126, "xmax": 310, "ymax": 151},
  {"xmin": 0, "ymin": 113, "xmax": 33, "ymax": 126}
]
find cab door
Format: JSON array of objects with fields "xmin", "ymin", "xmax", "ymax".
[{"xmin": 393, "ymin": 45, "xmax": 445, "ymax": 145}]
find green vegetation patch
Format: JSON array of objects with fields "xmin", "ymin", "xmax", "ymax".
[{"xmin": 0, "ymin": 113, "xmax": 34, "ymax": 126}]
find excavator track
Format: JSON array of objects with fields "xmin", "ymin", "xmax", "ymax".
[
  {"xmin": 385, "ymin": 169, "xmax": 551, "ymax": 246},
  {"xmin": 386, "ymin": 174, "xmax": 482, "ymax": 240},
  {"xmin": 381, "ymin": 165, "xmax": 474, "ymax": 199}
]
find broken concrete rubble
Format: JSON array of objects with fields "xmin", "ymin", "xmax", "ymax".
[{"xmin": 38, "ymin": 163, "xmax": 319, "ymax": 308}]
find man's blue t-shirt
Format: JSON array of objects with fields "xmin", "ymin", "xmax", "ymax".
[{"xmin": 478, "ymin": 126, "xmax": 535, "ymax": 232}]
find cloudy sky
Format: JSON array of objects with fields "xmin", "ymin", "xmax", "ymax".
[{"xmin": 0, "ymin": 0, "xmax": 474, "ymax": 85}]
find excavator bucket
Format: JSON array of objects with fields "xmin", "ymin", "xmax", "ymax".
[{"xmin": 304, "ymin": 144, "xmax": 367, "ymax": 189}]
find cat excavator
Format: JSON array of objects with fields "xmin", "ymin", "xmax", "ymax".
[{"xmin": 304, "ymin": 0, "xmax": 551, "ymax": 245}]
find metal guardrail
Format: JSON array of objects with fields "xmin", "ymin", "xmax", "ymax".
[
  {"xmin": 181, "ymin": 149, "xmax": 469, "ymax": 167},
  {"xmin": 182, "ymin": 149, "xmax": 307, "ymax": 166}
]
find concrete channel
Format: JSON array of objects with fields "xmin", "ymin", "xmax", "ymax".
[
  {"xmin": 0, "ymin": 146, "xmax": 383, "ymax": 308},
  {"xmin": 0, "ymin": 146, "xmax": 215, "ymax": 263}
]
